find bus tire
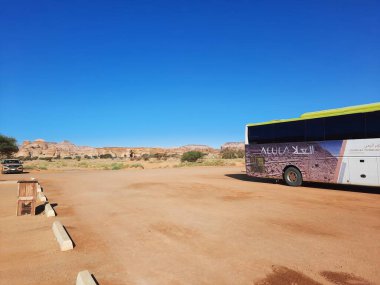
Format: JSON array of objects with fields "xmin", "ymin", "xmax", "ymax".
[{"xmin": 284, "ymin": 167, "xmax": 302, "ymax": 187}]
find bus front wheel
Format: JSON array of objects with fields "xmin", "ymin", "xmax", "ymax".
[{"xmin": 284, "ymin": 167, "xmax": 302, "ymax": 187}]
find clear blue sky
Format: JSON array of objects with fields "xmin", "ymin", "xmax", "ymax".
[{"xmin": 1, "ymin": 0, "xmax": 379, "ymax": 147}]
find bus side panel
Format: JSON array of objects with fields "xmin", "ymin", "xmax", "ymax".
[
  {"xmin": 246, "ymin": 141, "xmax": 345, "ymax": 183},
  {"xmin": 337, "ymin": 157, "xmax": 350, "ymax": 184},
  {"xmin": 342, "ymin": 138, "xmax": 380, "ymax": 186},
  {"xmin": 245, "ymin": 144, "xmax": 285, "ymax": 179},
  {"xmin": 348, "ymin": 157, "xmax": 378, "ymax": 186},
  {"xmin": 245, "ymin": 142, "xmax": 317, "ymax": 180},
  {"xmin": 303, "ymin": 141, "xmax": 343, "ymax": 183}
]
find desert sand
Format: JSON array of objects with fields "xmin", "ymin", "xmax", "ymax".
[{"xmin": 0, "ymin": 167, "xmax": 379, "ymax": 285}]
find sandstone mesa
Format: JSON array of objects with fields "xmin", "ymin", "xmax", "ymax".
[{"xmin": 15, "ymin": 139, "xmax": 243, "ymax": 160}]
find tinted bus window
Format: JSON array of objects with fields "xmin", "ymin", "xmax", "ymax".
[
  {"xmin": 274, "ymin": 121, "xmax": 305, "ymax": 143},
  {"xmin": 305, "ymin": 118, "xmax": 325, "ymax": 141},
  {"xmin": 325, "ymin": 113, "xmax": 365, "ymax": 140},
  {"xmin": 366, "ymin": 111, "xmax": 380, "ymax": 138},
  {"xmin": 248, "ymin": 125, "xmax": 274, "ymax": 144}
]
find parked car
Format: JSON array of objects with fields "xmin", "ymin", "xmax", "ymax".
[{"xmin": 1, "ymin": 159, "xmax": 24, "ymax": 174}]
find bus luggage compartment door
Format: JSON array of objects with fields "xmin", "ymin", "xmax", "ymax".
[{"xmin": 348, "ymin": 157, "xmax": 379, "ymax": 186}]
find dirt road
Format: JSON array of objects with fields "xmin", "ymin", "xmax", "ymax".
[{"xmin": 1, "ymin": 167, "xmax": 379, "ymax": 285}]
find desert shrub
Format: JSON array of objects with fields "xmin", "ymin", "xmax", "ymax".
[
  {"xmin": 78, "ymin": 162, "xmax": 89, "ymax": 168},
  {"xmin": 75, "ymin": 156, "xmax": 81, "ymax": 161},
  {"xmin": 142, "ymin": 154, "xmax": 150, "ymax": 161},
  {"xmin": 179, "ymin": 159, "xmax": 226, "ymax": 167},
  {"xmin": 152, "ymin": 153, "xmax": 167, "ymax": 160},
  {"xmin": 110, "ymin": 163, "xmax": 126, "ymax": 170},
  {"xmin": 23, "ymin": 165, "xmax": 36, "ymax": 170},
  {"xmin": 39, "ymin": 157, "xmax": 53, "ymax": 161},
  {"xmin": 84, "ymin": 155, "xmax": 91, "ymax": 159},
  {"xmin": 169, "ymin": 153, "xmax": 181, "ymax": 159},
  {"xmin": 130, "ymin": 163, "xmax": 144, "ymax": 169},
  {"xmin": 181, "ymin": 151, "xmax": 204, "ymax": 162},
  {"xmin": 55, "ymin": 161, "xmax": 68, "ymax": 168},
  {"xmin": 63, "ymin": 156, "xmax": 72, "ymax": 159},
  {"xmin": 199, "ymin": 159, "xmax": 226, "ymax": 166},
  {"xmin": 99, "ymin": 154, "xmax": 113, "ymax": 159},
  {"xmin": 26, "ymin": 162, "xmax": 48, "ymax": 170},
  {"xmin": 221, "ymin": 149, "xmax": 245, "ymax": 159},
  {"xmin": 17, "ymin": 156, "xmax": 30, "ymax": 161}
]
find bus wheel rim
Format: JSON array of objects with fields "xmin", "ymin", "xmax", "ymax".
[{"xmin": 288, "ymin": 171, "xmax": 297, "ymax": 182}]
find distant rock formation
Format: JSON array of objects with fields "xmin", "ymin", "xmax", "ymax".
[
  {"xmin": 221, "ymin": 142, "xmax": 245, "ymax": 151},
  {"xmin": 15, "ymin": 139, "xmax": 219, "ymax": 160}
]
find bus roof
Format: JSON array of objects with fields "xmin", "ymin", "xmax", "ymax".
[{"xmin": 247, "ymin": 102, "xmax": 380, "ymax": 127}]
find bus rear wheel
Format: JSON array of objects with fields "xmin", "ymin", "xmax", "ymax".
[{"xmin": 284, "ymin": 167, "xmax": 302, "ymax": 187}]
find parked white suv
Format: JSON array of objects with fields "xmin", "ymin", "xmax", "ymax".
[{"xmin": 1, "ymin": 159, "xmax": 24, "ymax": 174}]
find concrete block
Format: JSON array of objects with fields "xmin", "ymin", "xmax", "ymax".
[
  {"xmin": 0, "ymin": 181, "xmax": 17, "ymax": 184},
  {"xmin": 37, "ymin": 192, "xmax": 47, "ymax": 202},
  {"xmin": 45, "ymin": 203, "xmax": 56, "ymax": 217},
  {"xmin": 52, "ymin": 221, "xmax": 73, "ymax": 251},
  {"xmin": 76, "ymin": 270, "xmax": 97, "ymax": 285}
]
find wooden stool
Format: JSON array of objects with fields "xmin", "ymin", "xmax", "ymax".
[
  {"xmin": 17, "ymin": 180, "xmax": 38, "ymax": 216},
  {"xmin": 17, "ymin": 200, "xmax": 36, "ymax": 216}
]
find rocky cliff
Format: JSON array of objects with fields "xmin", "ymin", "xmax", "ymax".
[
  {"xmin": 16, "ymin": 139, "xmax": 219, "ymax": 160},
  {"xmin": 221, "ymin": 142, "xmax": 245, "ymax": 150}
]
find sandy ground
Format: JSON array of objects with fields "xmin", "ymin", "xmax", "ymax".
[{"xmin": 0, "ymin": 167, "xmax": 379, "ymax": 285}]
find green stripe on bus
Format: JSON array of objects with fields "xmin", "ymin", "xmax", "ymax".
[{"xmin": 247, "ymin": 102, "xmax": 380, "ymax": 127}]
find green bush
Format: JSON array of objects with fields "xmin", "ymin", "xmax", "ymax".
[
  {"xmin": 130, "ymin": 163, "xmax": 144, "ymax": 169},
  {"xmin": 99, "ymin": 154, "xmax": 113, "ymax": 159},
  {"xmin": 152, "ymin": 153, "xmax": 167, "ymax": 160},
  {"xmin": 178, "ymin": 159, "xmax": 227, "ymax": 167},
  {"xmin": 110, "ymin": 163, "xmax": 126, "ymax": 170},
  {"xmin": 39, "ymin": 157, "xmax": 53, "ymax": 161},
  {"xmin": 23, "ymin": 165, "xmax": 36, "ymax": 170},
  {"xmin": 181, "ymin": 151, "xmax": 204, "ymax": 162},
  {"xmin": 78, "ymin": 162, "xmax": 89, "ymax": 168},
  {"xmin": 221, "ymin": 149, "xmax": 245, "ymax": 159},
  {"xmin": 142, "ymin": 154, "xmax": 150, "ymax": 161}
]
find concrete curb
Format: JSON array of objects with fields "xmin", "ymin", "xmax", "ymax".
[
  {"xmin": 52, "ymin": 221, "xmax": 73, "ymax": 251},
  {"xmin": 0, "ymin": 181, "xmax": 17, "ymax": 184},
  {"xmin": 45, "ymin": 203, "xmax": 56, "ymax": 217},
  {"xmin": 76, "ymin": 270, "xmax": 97, "ymax": 285}
]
